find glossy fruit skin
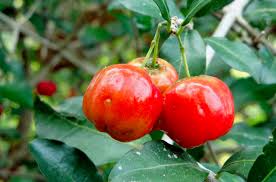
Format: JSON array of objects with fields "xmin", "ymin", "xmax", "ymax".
[
  {"xmin": 36, "ymin": 80, "xmax": 57, "ymax": 96},
  {"xmin": 82, "ymin": 64, "xmax": 163, "ymax": 142},
  {"xmin": 160, "ymin": 76, "xmax": 234, "ymax": 148},
  {"xmin": 129, "ymin": 57, "xmax": 178, "ymax": 93}
]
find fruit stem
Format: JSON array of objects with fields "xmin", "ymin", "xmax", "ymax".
[
  {"xmin": 176, "ymin": 34, "xmax": 190, "ymax": 77},
  {"xmin": 143, "ymin": 21, "xmax": 167, "ymax": 68},
  {"xmin": 206, "ymin": 142, "xmax": 219, "ymax": 165}
]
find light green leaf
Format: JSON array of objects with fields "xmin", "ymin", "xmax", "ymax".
[
  {"xmin": 34, "ymin": 98, "xmax": 150, "ymax": 166},
  {"xmin": 109, "ymin": 141, "xmax": 208, "ymax": 182},
  {"xmin": 161, "ymin": 30, "xmax": 206, "ymax": 78},
  {"xmin": 220, "ymin": 147, "xmax": 262, "ymax": 179}
]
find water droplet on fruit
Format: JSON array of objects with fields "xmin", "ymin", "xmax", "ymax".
[
  {"xmin": 163, "ymin": 174, "xmax": 166, "ymax": 177},
  {"xmin": 118, "ymin": 166, "xmax": 122, "ymax": 170}
]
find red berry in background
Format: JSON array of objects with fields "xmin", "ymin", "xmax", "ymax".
[
  {"xmin": 160, "ymin": 76, "xmax": 234, "ymax": 148},
  {"xmin": 0, "ymin": 105, "xmax": 3, "ymax": 116},
  {"xmin": 129, "ymin": 57, "xmax": 178, "ymax": 93},
  {"xmin": 36, "ymin": 80, "xmax": 57, "ymax": 96},
  {"xmin": 82, "ymin": 64, "xmax": 163, "ymax": 142}
]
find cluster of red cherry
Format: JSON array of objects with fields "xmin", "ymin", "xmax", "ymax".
[{"xmin": 82, "ymin": 57, "xmax": 234, "ymax": 148}]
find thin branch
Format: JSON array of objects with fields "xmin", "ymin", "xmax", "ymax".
[
  {"xmin": 0, "ymin": 12, "xmax": 97, "ymax": 74},
  {"xmin": 236, "ymin": 16, "xmax": 276, "ymax": 55},
  {"xmin": 206, "ymin": 0, "xmax": 250, "ymax": 66},
  {"xmin": 206, "ymin": 142, "xmax": 219, "ymax": 165}
]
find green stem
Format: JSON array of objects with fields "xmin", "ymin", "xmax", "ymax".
[
  {"xmin": 176, "ymin": 34, "xmax": 190, "ymax": 77},
  {"xmin": 143, "ymin": 21, "xmax": 167, "ymax": 67}
]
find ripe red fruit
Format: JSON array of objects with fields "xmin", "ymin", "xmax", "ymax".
[
  {"xmin": 82, "ymin": 64, "xmax": 163, "ymax": 142},
  {"xmin": 36, "ymin": 80, "xmax": 57, "ymax": 96},
  {"xmin": 0, "ymin": 105, "xmax": 3, "ymax": 116},
  {"xmin": 160, "ymin": 76, "xmax": 234, "ymax": 148},
  {"xmin": 129, "ymin": 57, "xmax": 178, "ymax": 93}
]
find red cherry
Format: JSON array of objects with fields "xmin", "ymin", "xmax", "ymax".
[
  {"xmin": 0, "ymin": 105, "xmax": 3, "ymax": 116},
  {"xmin": 129, "ymin": 57, "xmax": 178, "ymax": 93},
  {"xmin": 82, "ymin": 64, "xmax": 163, "ymax": 142},
  {"xmin": 36, "ymin": 80, "xmax": 57, "ymax": 96},
  {"xmin": 160, "ymin": 76, "xmax": 234, "ymax": 148}
]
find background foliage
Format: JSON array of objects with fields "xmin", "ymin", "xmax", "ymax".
[{"xmin": 0, "ymin": 0, "xmax": 275, "ymax": 181}]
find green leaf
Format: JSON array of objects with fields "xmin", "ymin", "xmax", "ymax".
[
  {"xmin": 0, "ymin": 82, "xmax": 33, "ymax": 108},
  {"xmin": 56, "ymin": 96, "xmax": 85, "ymax": 120},
  {"xmin": 109, "ymin": 0, "xmax": 162, "ymax": 19},
  {"xmin": 221, "ymin": 123, "xmax": 271, "ymax": 147},
  {"xmin": 194, "ymin": 0, "xmax": 234, "ymax": 17},
  {"xmin": 79, "ymin": 25, "xmax": 112, "ymax": 46},
  {"xmin": 230, "ymin": 78, "xmax": 276, "ymax": 111},
  {"xmin": 29, "ymin": 139, "xmax": 103, "ymax": 182},
  {"xmin": 219, "ymin": 147, "xmax": 262, "ymax": 179},
  {"xmin": 248, "ymin": 129, "xmax": 276, "ymax": 182},
  {"xmin": 109, "ymin": 0, "xmax": 182, "ymax": 20},
  {"xmin": 153, "ymin": 0, "xmax": 171, "ymax": 22},
  {"xmin": 161, "ymin": 30, "xmax": 206, "ymax": 78},
  {"xmin": 0, "ymin": 49, "xmax": 9, "ymax": 73},
  {"xmin": 205, "ymin": 37, "xmax": 276, "ymax": 84},
  {"xmin": 187, "ymin": 145, "xmax": 205, "ymax": 161},
  {"xmin": 34, "ymin": 98, "xmax": 151, "ymax": 166},
  {"xmin": 0, "ymin": 0, "xmax": 12, "ymax": 11},
  {"xmin": 244, "ymin": 0, "xmax": 276, "ymax": 28},
  {"xmin": 183, "ymin": 0, "xmax": 212, "ymax": 25},
  {"xmin": 109, "ymin": 141, "xmax": 208, "ymax": 182}
]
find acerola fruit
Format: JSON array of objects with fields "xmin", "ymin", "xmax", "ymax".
[
  {"xmin": 82, "ymin": 64, "xmax": 163, "ymax": 142},
  {"xmin": 160, "ymin": 76, "xmax": 234, "ymax": 148},
  {"xmin": 36, "ymin": 80, "xmax": 57, "ymax": 96},
  {"xmin": 129, "ymin": 57, "xmax": 178, "ymax": 93},
  {"xmin": 0, "ymin": 105, "xmax": 3, "ymax": 116}
]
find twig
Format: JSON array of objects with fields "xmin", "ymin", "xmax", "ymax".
[
  {"xmin": 206, "ymin": 0, "xmax": 249, "ymax": 66},
  {"xmin": 0, "ymin": 12, "xmax": 97, "ymax": 74},
  {"xmin": 206, "ymin": 142, "xmax": 219, "ymax": 165},
  {"xmin": 197, "ymin": 162, "xmax": 219, "ymax": 182},
  {"xmin": 236, "ymin": 16, "xmax": 276, "ymax": 55}
]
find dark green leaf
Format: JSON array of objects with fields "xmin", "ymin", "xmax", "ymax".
[
  {"xmin": 109, "ymin": 141, "xmax": 208, "ymax": 182},
  {"xmin": 0, "ymin": 0, "xmax": 12, "ymax": 11},
  {"xmin": 206, "ymin": 37, "xmax": 276, "ymax": 84},
  {"xmin": 0, "ymin": 128, "xmax": 20, "ymax": 140},
  {"xmin": 221, "ymin": 123, "xmax": 271, "ymax": 147},
  {"xmin": 195, "ymin": 0, "xmax": 233, "ymax": 17},
  {"xmin": 244, "ymin": 0, "xmax": 276, "ymax": 28},
  {"xmin": 248, "ymin": 129, "xmax": 276, "ymax": 182},
  {"xmin": 183, "ymin": 0, "xmax": 212, "ymax": 25},
  {"xmin": 79, "ymin": 25, "xmax": 112, "ymax": 46},
  {"xmin": 0, "ymin": 49, "xmax": 9, "ymax": 73},
  {"xmin": 34, "ymin": 98, "xmax": 150, "ymax": 166},
  {"xmin": 56, "ymin": 96, "xmax": 85, "ymax": 120},
  {"xmin": 0, "ymin": 82, "xmax": 33, "ymax": 108},
  {"xmin": 109, "ymin": 0, "xmax": 162, "ymax": 19},
  {"xmin": 153, "ymin": 0, "xmax": 171, "ymax": 22},
  {"xmin": 29, "ymin": 139, "xmax": 103, "ymax": 182},
  {"xmin": 161, "ymin": 30, "xmax": 206, "ymax": 78},
  {"xmin": 187, "ymin": 145, "xmax": 205, "ymax": 161},
  {"xmin": 219, "ymin": 147, "xmax": 262, "ymax": 179}
]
